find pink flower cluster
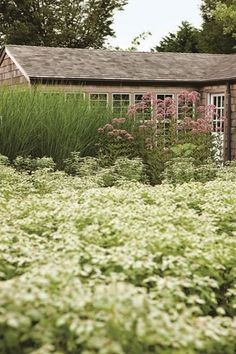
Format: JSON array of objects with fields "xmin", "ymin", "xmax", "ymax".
[
  {"xmin": 178, "ymin": 116, "xmax": 213, "ymax": 134},
  {"xmin": 97, "ymin": 122, "xmax": 134, "ymax": 141},
  {"xmin": 178, "ymin": 91, "xmax": 201, "ymax": 105},
  {"xmin": 112, "ymin": 117, "xmax": 126, "ymax": 124}
]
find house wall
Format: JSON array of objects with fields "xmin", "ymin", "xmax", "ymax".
[
  {"xmin": 34, "ymin": 83, "xmax": 198, "ymax": 103},
  {"xmin": 200, "ymin": 83, "xmax": 236, "ymax": 161},
  {"xmin": 230, "ymin": 83, "xmax": 236, "ymax": 160},
  {"xmin": 0, "ymin": 54, "xmax": 28, "ymax": 86},
  {"xmin": 36, "ymin": 82, "xmax": 236, "ymax": 161}
]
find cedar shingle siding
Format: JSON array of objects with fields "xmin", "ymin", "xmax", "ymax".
[
  {"xmin": 0, "ymin": 53, "xmax": 27, "ymax": 86},
  {"xmin": 0, "ymin": 45, "xmax": 236, "ymax": 160}
]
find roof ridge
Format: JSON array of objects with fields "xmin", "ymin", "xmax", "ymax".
[{"xmin": 5, "ymin": 44, "xmax": 236, "ymax": 56}]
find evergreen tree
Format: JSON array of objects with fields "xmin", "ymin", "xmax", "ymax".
[
  {"xmin": 153, "ymin": 21, "xmax": 199, "ymax": 53},
  {"xmin": 0, "ymin": 0, "xmax": 127, "ymax": 48}
]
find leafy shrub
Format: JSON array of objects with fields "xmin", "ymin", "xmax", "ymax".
[
  {"xmin": 113, "ymin": 157, "xmax": 147, "ymax": 182},
  {"xmin": 97, "ymin": 157, "xmax": 147, "ymax": 187},
  {"xmin": 162, "ymin": 157, "xmax": 218, "ymax": 184},
  {"xmin": 0, "ymin": 154, "xmax": 9, "ymax": 166},
  {"xmin": 0, "ymin": 166, "xmax": 236, "ymax": 353},
  {"xmin": 194, "ymin": 161, "xmax": 218, "ymax": 182},
  {"xmin": 13, "ymin": 156, "xmax": 56, "ymax": 173},
  {"xmin": 162, "ymin": 157, "xmax": 196, "ymax": 184},
  {"xmin": 63, "ymin": 152, "xmax": 100, "ymax": 176},
  {"xmin": 97, "ymin": 92, "xmax": 221, "ymax": 184}
]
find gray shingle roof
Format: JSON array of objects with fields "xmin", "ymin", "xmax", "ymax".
[{"xmin": 4, "ymin": 45, "xmax": 236, "ymax": 83}]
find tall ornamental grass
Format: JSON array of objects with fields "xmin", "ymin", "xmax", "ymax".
[{"xmin": 0, "ymin": 88, "xmax": 113, "ymax": 165}]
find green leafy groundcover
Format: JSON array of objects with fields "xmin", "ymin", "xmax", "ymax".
[{"xmin": 0, "ymin": 165, "xmax": 236, "ymax": 354}]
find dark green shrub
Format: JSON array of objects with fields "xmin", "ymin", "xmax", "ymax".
[
  {"xmin": 13, "ymin": 156, "xmax": 56, "ymax": 173},
  {"xmin": 63, "ymin": 152, "xmax": 100, "ymax": 176}
]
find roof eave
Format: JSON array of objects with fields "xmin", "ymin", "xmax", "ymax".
[
  {"xmin": 0, "ymin": 46, "xmax": 6, "ymax": 66},
  {"xmin": 5, "ymin": 46, "xmax": 31, "ymax": 83},
  {"xmin": 29, "ymin": 76, "xmax": 236, "ymax": 85}
]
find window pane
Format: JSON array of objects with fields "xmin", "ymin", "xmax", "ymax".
[
  {"xmin": 157, "ymin": 94, "xmax": 174, "ymax": 100},
  {"xmin": 90, "ymin": 93, "xmax": 108, "ymax": 107},
  {"xmin": 90, "ymin": 94, "xmax": 107, "ymax": 101},
  {"xmin": 210, "ymin": 94, "xmax": 225, "ymax": 132},
  {"xmin": 112, "ymin": 94, "xmax": 130, "ymax": 115},
  {"xmin": 66, "ymin": 93, "xmax": 84, "ymax": 101},
  {"xmin": 135, "ymin": 94, "xmax": 144, "ymax": 103}
]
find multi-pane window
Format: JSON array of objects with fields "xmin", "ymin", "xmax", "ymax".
[
  {"xmin": 112, "ymin": 94, "xmax": 130, "ymax": 115},
  {"xmin": 177, "ymin": 93, "xmax": 195, "ymax": 120},
  {"xmin": 157, "ymin": 94, "xmax": 174, "ymax": 101},
  {"xmin": 41, "ymin": 92, "xmax": 61, "ymax": 98},
  {"xmin": 90, "ymin": 93, "xmax": 108, "ymax": 108},
  {"xmin": 65, "ymin": 92, "xmax": 85, "ymax": 101},
  {"xmin": 134, "ymin": 94, "xmax": 152, "ymax": 120},
  {"xmin": 210, "ymin": 93, "xmax": 225, "ymax": 132}
]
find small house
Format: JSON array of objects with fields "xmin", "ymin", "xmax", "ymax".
[{"xmin": 0, "ymin": 45, "xmax": 236, "ymax": 160}]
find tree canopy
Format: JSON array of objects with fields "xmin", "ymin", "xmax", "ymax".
[
  {"xmin": 214, "ymin": 0, "xmax": 236, "ymax": 38},
  {"xmin": 153, "ymin": 21, "xmax": 199, "ymax": 53},
  {"xmin": 197, "ymin": 0, "xmax": 236, "ymax": 53},
  {"xmin": 0, "ymin": 0, "xmax": 127, "ymax": 48},
  {"xmin": 154, "ymin": 0, "xmax": 236, "ymax": 54}
]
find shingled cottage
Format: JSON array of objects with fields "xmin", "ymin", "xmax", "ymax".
[{"xmin": 0, "ymin": 45, "xmax": 236, "ymax": 160}]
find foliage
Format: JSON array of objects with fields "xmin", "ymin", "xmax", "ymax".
[
  {"xmin": 63, "ymin": 153, "xmax": 147, "ymax": 186},
  {"xmin": 214, "ymin": 1, "xmax": 236, "ymax": 39},
  {"xmin": 153, "ymin": 21, "xmax": 200, "ymax": 53},
  {"xmin": 97, "ymin": 118, "xmax": 137, "ymax": 165},
  {"xmin": 98, "ymin": 92, "xmax": 219, "ymax": 184},
  {"xmin": 154, "ymin": 1, "xmax": 236, "ymax": 54},
  {"xmin": 0, "ymin": 0, "xmax": 127, "ymax": 48},
  {"xmin": 97, "ymin": 157, "xmax": 147, "ymax": 186},
  {"xmin": 0, "ymin": 165, "xmax": 236, "ymax": 353},
  {"xmin": 198, "ymin": 0, "xmax": 236, "ymax": 53},
  {"xmin": 162, "ymin": 157, "xmax": 218, "ymax": 184},
  {"xmin": 0, "ymin": 153, "xmax": 9, "ymax": 166},
  {"xmin": 63, "ymin": 152, "xmax": 100, "ymax": 177},
  {"xmin": 13, "ymin": 156, "xmax": 56, "ymax": 173},
  {"xmin": 0, "ymin": 88, "xmax": 112, "ymax": 165}
]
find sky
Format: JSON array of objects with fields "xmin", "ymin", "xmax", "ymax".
[{"xmin": 107, "ymin": 0, "xmax": 202, "ymax": 51}]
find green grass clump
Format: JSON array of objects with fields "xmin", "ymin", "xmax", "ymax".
[{"xmin": 0, "ymin": 88, "xmax": 113, "ymax": 165}]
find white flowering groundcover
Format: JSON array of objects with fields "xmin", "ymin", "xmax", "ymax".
[{"xmin": 0, "ymin": 165, "xmax": 236, "ymax": 354}]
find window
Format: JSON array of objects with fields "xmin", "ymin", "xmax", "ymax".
[
  {"xmin": 134, "ymin": 94, "xmax": 152, "ymax": 120},
  {"xmin": 210, "ymin": 93, "xmax": 225, "ymax": 132},
  {"xmin": 157, "ymin": 94, "xmax": 174, "ymax": 101},
  {"xmin": 41, "ymin": 92, "xmax": 61, "ymax": 97},
  {"xmin": 177, "ymin": 93, "xmax": 195, "ymax": 120},
  {"xmin": 112, "ymin": 94, "xmax": 130, "ymax": 115},
  {"xmin": 90, "ymin": 93, "xmax": 108, "ymax": 108},
  {"xmin": 65, "ymin": 92, "xmax": 85, "ymax": 101}
]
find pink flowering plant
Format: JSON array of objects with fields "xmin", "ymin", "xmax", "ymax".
[{"xmin": 97, "ymin": 91, "xmax": 223, "ymax": 181}]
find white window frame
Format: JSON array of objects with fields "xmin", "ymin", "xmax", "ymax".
[
  {"xmin": 134, "ymin": 93, "xmax": 152, "ymax": 121},
  {"xmin": 65, "ymin": 92, "xmax": 85, "ymax": 101},
  {"xmin": 209, "ymin": 93, "xmax": 225, "ymax": 133},
  {"xmin": 112, "ymin": 93, "xmax": 131, "ymax": 115},
  {"xmin": 156, "ymin": 93, "xmax": 174, "ymax": 101},
  {"xmin": 89, "ymin": 93, "xmax": 108, "ymax": 107},
  {"xmin": 176, "ymin": 93, "xmax": 196, "ymax": 120}
]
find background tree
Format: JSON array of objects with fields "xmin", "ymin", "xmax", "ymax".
[
  {"xmin": 214, "ymin": 1, "xmax": 236, "ymax": 39},
  {"xmin": 0, "ymin": 0, "xmax": 127, "ymax": 48},
  {"xmin": 153, "ymin": 0, "xmax": 236, "ymax": 54},
  {"xmin": 153, "ymin": 21, "xmax": 199, "ymax": 53},
  {"xmin": 197, "ymin": 0, "xmax": 236, "ymax": 53}
]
